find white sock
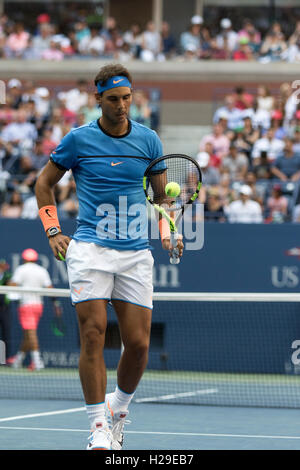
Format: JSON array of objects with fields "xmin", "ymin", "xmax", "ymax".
[
  {"xmin": 109, "ymin": 386, "xmax": 135, "ymax": 412},
  {"xmin": 86, "ymin": 402, "xmax": 106, "ymax": 430}
]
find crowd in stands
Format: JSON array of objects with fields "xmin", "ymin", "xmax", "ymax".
[
  {"xmin": 1, "ymin": 12, "xmax": 300, "ymax": 62},
  {"xmin": 0, "ymin": 78, "xmax": 154, "ymax": 220},
  {"xmin": 196, "ymin": 83, "xmax": 300, "ymax": 223},
  {"xmin": 1, "ymin": 76, "xmax": 300, "ymax": 224}
]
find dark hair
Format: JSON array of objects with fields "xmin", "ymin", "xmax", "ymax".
[{"xmin": 94, "ymin": 63, "xmax": 133, "ymax": 89}]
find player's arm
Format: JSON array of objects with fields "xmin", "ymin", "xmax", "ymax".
[
  {"xmin": 149, "ymin": 172, "xmax": 184, "ymax": 257},
  {"xmin": 35, "ymin": 160, "xmax": 71, "ymax": 261}
]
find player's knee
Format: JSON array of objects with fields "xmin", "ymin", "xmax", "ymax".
[
  {"xmin": 81, "ymin": 325, "xmax": 106, "ymax": 356},
  {"xmin": 128, "ymin": 339, "xmax": 150, "ymax": 364}
]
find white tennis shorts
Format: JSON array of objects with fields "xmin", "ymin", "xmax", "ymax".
[{"xmin": 65, "ymin": 240, "xmax": 154, "ymax": 309}]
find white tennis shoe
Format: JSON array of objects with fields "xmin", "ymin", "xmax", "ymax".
[
  {"xmin": 87, "ymin": 422, "xmax": 112, "ymax": 450},
  {"xmin": 105, "ymin": 393, "xmax": 130, "ymax": 450}
]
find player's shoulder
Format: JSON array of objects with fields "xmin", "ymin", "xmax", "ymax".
[
  {"xmin": 130, "ymin": 120, "xmax": 159, "ymax": 140},
  {"xmin": 69, "ymin": 120, "xmax": 98, "ymax": 136}
]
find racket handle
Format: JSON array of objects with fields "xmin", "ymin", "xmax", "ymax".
[{"xmin": 170, "ymin": 232, "xmax": 181, "ymax": 264}]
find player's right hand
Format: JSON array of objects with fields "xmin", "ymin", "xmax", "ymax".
[{"xmin": 48, "ymin": 233, "xmax": 71, "ymax": 261}]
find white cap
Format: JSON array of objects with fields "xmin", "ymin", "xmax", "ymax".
[
  {"xmin": 196, "ymin": 152, "xmax": 210, "ymax": 167},
  {"xmin": 35, "ymin": 87, "xmax": 49, "ymax": 98},
  {"xmin": 239, "ymin": 185, "xmax": 252, "ymax": 196},
  {"xmin": 8, "ymin": 78, "xmax": 21, "ymax": 88},
  {"xmin": 191, "ymin": 15, "xmax": 203, "ymax": 25},
  {"xmin": 220, "ymin": 18, "xmax": 232, "ymax": 29}
]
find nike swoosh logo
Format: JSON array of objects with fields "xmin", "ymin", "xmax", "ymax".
[
  {"xmin": 113, "ymin": 79, "xmax": 124, "ymax": 84},
  {"xmin": 111, "ymin": 162, "xmax": 124, "ymax": 166},
  {"xmin": 45, "ymin": 209, "xmax": 52, "ymax": 217},
  {"xmin": 74, "ymin": 287, "xmax": 83, "ymax": 294}
]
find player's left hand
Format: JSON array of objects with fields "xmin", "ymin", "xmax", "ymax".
[{"xmin": 162, "ymin": 235, "xmax": 184, "ymax": 258}]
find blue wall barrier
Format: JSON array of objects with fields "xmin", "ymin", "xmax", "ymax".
[
  {"xmin": 2, "ymin": 218, "xmax": 300, "ymax": 292},
  {"xmin": 1, "ymin": 219, "xmax": 300, "ymax": 374}
]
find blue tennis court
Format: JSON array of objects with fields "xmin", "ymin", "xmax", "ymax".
[{"xmin": 1, "ymin": 398, "xmax": 300, "ymax": 450}]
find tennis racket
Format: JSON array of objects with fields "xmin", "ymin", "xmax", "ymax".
[{"xmin": 143, "ymin": 154, "xmax": 202, "ymax": 264}]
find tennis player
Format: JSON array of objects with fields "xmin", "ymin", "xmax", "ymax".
[
  {"xmin": 9, "ymin": 248, "xmax": 53, "ymax": 370},
  {"xmin": 35, "ymin": 63, "xmax": 183, "ymax": 450}
]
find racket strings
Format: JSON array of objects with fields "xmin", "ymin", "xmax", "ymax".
[{"xmin": 147, "ymin": 156, "xmax": 200, "ymax": 208}]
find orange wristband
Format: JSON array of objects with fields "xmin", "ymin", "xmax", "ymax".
[
  {"xmin": 38, "ymin": 205, "xmax": 61, "ymax": 232},
  {"xmin": 159, "ymin": 217, "xmax": 170, "ymax": 241}
]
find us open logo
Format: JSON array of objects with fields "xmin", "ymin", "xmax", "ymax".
[{"xmin": 0, "ymin": 340, "xmax": 5, "ymax": 364}]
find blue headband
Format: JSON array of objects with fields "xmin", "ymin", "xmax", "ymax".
[{"xmin": 96, "ymin": 76, "xmax": 132, "ymax": 94}]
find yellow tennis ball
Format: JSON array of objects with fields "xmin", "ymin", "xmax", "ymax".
[{"xmin": 165, "ymin": 182, "xmax": 181, "ymax": 197}]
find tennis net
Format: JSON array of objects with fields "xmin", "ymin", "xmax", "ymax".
[{"xmin": 1, "ymin": 286, "xmax": 300, "ymax": 408}]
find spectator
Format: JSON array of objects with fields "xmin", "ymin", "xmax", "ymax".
[
  {"xmin": 221, "ymin": 143, "xmax": 249, "ymax": 181},
  {"xmin": 202, "ymin": 37, "xmax": 228, "ymax": 60},
  {"xmin": 199, "ymin": 122, "xmax": 230, "ymax": 160},
  {"xmin": 33, "ymin": 87, "xmax": 51, "ymax": 120},
  {"xmin": 256, "ymin": 85, "xmax": 275, "ymax": 113},
  {"xmin": 74, "ymin": 19, "xmax": 90, "ymax": 44},
  {"xmin": 204, "ymin": 188, "xmax": 226, "ymax": 222},
  {"xmin": 114, "ymin": 41, "xmax": 134, "ymax": 62},
  {"xmin": 5, "ymin": 22, "xmax": 30, "ymax": 58},
  {"xmin": 0, "ymin": 190, "xmax": 23, "ymax": 218},
  {"xmin": 48, "ymin": 107, "xmax": 64, "ymax": 144},
  {"xmin": 80, "ymin": 93, "xmax": 101, "ymax": 124},
  {"xmin": 269, "ymin": 21, "xmax": 285, "ymax": 41},
  {"xmin": 282, "ymin": 21, "xmax": 300, "ymax": 62},
  {"xmin": 6, "ymin": 78, "xmax": 23, "ymax": 109},
  {"xmin": 161, "ymin": 21, "xmax": 176, "ymax": 59},
  {"xmin": 202, "ymin": 141, "xmax": 221, "ymax": 168},
  {"xmin": 237, "ymin": 19, "xmax": 261, "ymax": 45},
  {"xmin": 41, "ymin": 39, "xmax": 64, "ymax": 61},
  {"xmin": 271, "ymin": 138, "xmax": 300, "ymax": 181},
  {"xmin": 41, "ymin": 126, "xmax": 57, "ymax": 156},
  {"xmin": 244, "ymin": 171, "xmax": 266, "ymax": 206},
  {"xmin": 213, "ymin": 94, "xmax": 244, "ymax": 130},
  {"xmin": 218, "ymin": 170, "xmax": 236, "ymax": 206},
  {"xmin": 251, "ymin": 127, "xmax": 285, "ymax": 161},
  {"xmin": 232, "ymin": 36, "xmax": 254, "ymax": 61},
  {"xmin": 129, "ymin": 90, "xmax": 152, "ymax": 128},
  {"xmin": 21, "ymin": 194, "xmax": 39, "ymax": 219},
  {"xmin": 1, "ymin": 108, "xmax": 37, "ymax": 148},
  {"xmin": 266, "ymin": 183, "xmax": 289, "ymax": 222},
  {"xmin": 252, "ymin": 150, "xmax": 273, "ymax": 180},
  {"xmin": 57, "ymin": 79, "xmax": 88, "ymax": 114},
  {"xmin": 259, "ymin": 31, "xmax": 287, "ymax": 62},
  {"xmin": 30, "ymin": 139, "xmax": 49, "ymax": 171},
  {"xmin": 78, "ymin": 24, "xmax": 105, "ymax": 56},
  {"xmin": 225, "ymin": 184, "xmax": 263, "ymax": 223},
  {"xmin": 270, "ymin": 109, "xmax": 288, "ymax": 139},
  {"xmin": 237, "ymin": 116, "xmax": 260, "ymax": 159},
  {"xmin": 123, "ymin": 23, "xmax": 142, "ymax": 58},
  {"xmin": 140, "ymin": 21, "xmax": 161, "ymax": 61},
  {"xmin": 31, "ymin": 23, "xmax": 53, "ymax": 58},
  {"xmin": 196, "ymin": 151, "xmax": 220, "ymax": 186},
  {"xmin": 180, "ymin": 16, "xmax": 202, "ymax": 58},
  {"xmin": 233, "ymin": 86, "xmax": 254, "ymax": 110},
  {"xmin": 216, "ymin": 18, "xmax": 238, "ymax": 52}
]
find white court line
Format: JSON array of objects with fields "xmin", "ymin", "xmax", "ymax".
[
  {"xmin": 1, "ymin": 426, "xmax": 300, "ymax": 440},
  {"xmin": 0, "ymin": 407, "xmax": 85, "ymax": 422},
  {"xmin": 135, "ymin": 389, "xmax": 218, "ymax": 403}
]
